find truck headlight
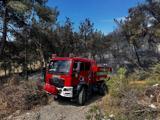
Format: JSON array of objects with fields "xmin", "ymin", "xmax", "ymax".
[{"xmin": 63, "ymin": 87, "xmax": 73, "ymax": 91}]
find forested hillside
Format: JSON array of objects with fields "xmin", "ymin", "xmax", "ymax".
[{"xmin": 0, "ymin": 0, "xmax": 160, "ymax": 77}]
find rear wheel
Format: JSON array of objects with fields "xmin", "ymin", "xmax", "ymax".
[
  {"xmin": 99, "ymin": 83, "xmax": 108, "ymax": 96},
  {"xmin": 78, "ymin": 87, "xmax": 86, "ymax": 105}
]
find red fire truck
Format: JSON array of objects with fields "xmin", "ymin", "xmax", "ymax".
[{"xmin": 43, "ymin": 55, "xmax": 112, "ymax": 105}]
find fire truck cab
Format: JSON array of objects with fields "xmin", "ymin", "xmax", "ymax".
[{"xmin": 44, "ymin": 56, "xmax": 111, "ymax": 105}]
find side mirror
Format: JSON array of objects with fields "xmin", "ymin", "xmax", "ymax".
[
  {"xmin": 73, "ymin": 68, "xmax": 80, "ymax": 73},
  {"xmin": 72, "ymin": 72, "xmax": 78, "ymax": 78}
]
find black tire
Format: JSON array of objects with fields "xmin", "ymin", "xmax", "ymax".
[
  {"xmin": 99, "ymin": 83, "xmax": 108, "ymax": 96},
  {"xmin": 78, "ymin": 87, "xmax": 86, "ymax": 105}
]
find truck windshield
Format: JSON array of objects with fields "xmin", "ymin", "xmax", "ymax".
[{"xmin": 48, "ymin": 60, "xmax": 71, "ymax": 74}]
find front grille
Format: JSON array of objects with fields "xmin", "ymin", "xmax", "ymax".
[{"xmin": 49, "ymin": 77, "xmax": 64, "ymax": 88}]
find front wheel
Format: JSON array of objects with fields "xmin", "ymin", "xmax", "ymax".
[{"xmin": 78, "ymin": 87, "xmax": 86, "ymax": 105}]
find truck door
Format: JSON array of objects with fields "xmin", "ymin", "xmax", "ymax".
[
  {"xmin": 79, "ymin": 62, "xmax": 86, "ymax": 83},
  {"xmin": 72, "ymin": 61, "xmax": 85, "ymax": 85},
  {"xmin": 72, "ymin": 62, "xmax": 91, "ymax": 85},
  {"xmin": 78, "ymin": 62, "xmax": 91, "ymax": 85},
  {"xmin": 72, "ymin": 61, "xmax": 80, "ymax": 86},
  {"xmin": 83, "ymin": 62, "xmax": 91, "ymax": 84}
]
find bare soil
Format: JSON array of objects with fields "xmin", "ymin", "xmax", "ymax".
[{"xmin": 6, "ymin": 96, "xmax": 103, "ymax": 120}]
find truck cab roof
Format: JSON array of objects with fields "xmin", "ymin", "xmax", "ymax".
[{"xmin": 51, "ymin": 57, "xmax": 96, "ymax": 63}]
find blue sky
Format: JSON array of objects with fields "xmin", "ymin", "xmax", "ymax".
[{"xmin": 47, "ymin": 0, "xmax": 145, "ymax": 35}]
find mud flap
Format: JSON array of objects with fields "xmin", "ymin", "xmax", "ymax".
[{"xmin": 43, "ymin": 83, "xmax": 58, "ymax": 95}]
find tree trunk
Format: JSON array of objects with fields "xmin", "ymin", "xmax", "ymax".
[
  {"xmin": 39, "ymin": 49, "xmax": 45, "ymax": 68},
  {"xmin": 99, "ymin": 54, "xmax": 102, "ymax": 63},
  {"xmin": 124, "ymin": 34, "xmax": 141, "ymax": 68},
  {"xmin": 4, "ymin": 69, "xmax": 6, "ymax": 77},
  {"xmin": 8, "ymin": 62, "xmax": 12, "ymax": 76},
  {"xmin": 133, "ymin": 42, "xmax": 142, "ymax": 67},
  {"xmin": 0, "ymin": 2, "xmax": 8, "ymax": 56},
  {"xmin": 4, "ymin": 62, "xmax": 7, "ymax": 77},
  {"xmin": 29, "ymin": 63, "xmax": 32, "ymax": 71}
]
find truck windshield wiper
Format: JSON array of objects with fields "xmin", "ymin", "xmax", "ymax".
[{"xmin": 58, "ymin": 71, "xmax": 67, "ymax": 74}]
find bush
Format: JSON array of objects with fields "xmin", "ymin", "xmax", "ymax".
[
  {"xmin": 127, "ymin": 63, "xmax": 160, "ymax": 82},
  {"xmin": 147, "ymin": 63, "xmax": 160, "ymax": 83},
  {"xmin": 133, "ymin": 70, "xmax": 150, "ymax": 80},
  {"xmin": 108, "ymin": 67, "xmax": 129, "ymax": 98}
]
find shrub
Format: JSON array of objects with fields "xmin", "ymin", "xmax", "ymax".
[
  {"xmin": 108, "ymin": 67, "xmax": 129, "ymax": 98},
  {"xmin": 148, "ymin": 63, "xmax": 160, "ymax": 82}
]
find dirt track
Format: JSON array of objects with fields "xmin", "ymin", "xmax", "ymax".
[{"xmin": 6, "ymin": 95, "xmax": 103, "ymax": 120}]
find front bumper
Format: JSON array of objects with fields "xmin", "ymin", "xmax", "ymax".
[
  {"xmin": 58, "ymin": 87, "xmax": 73, "ymax": 98},
  {"xmin": 44, "ymin": 83, "xmax": 73, "ymax": 98}
]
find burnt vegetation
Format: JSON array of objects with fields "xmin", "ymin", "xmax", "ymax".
[{"xmin": 0, "ymin": 0, "xmax": 160, "ymax": 77}]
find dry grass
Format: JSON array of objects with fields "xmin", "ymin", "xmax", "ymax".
[
  {"xmin": 0, "ymin": 77, "xmax": 48, "ymax": 119},
  {"xmin": 130, "ymin": 80, "xmax": 147, "ymax": 85},
  {"xmin": 101, "ymin": 95, "xmax": 123, "ymax": 116}
]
